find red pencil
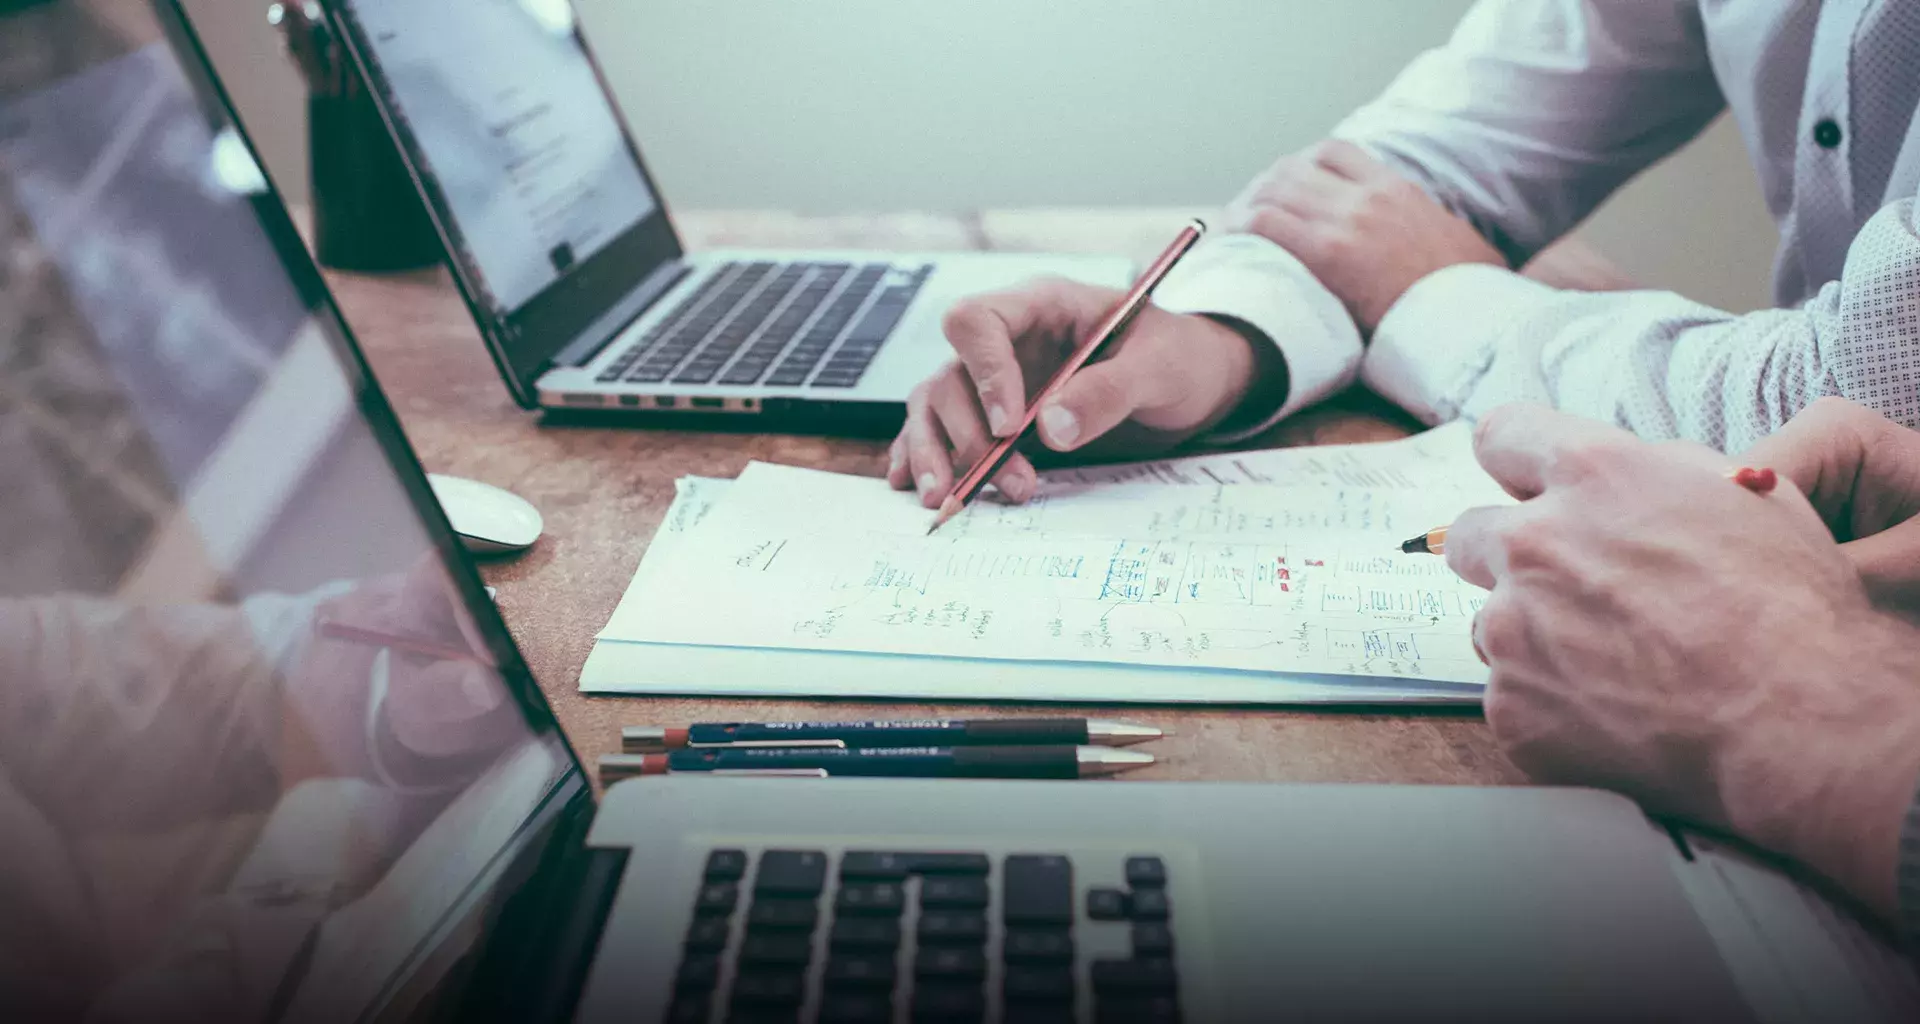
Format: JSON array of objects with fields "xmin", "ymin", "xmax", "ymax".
[{"xmin": 927, "ymin": 220, "xmax": 1207, "ymax": 534}]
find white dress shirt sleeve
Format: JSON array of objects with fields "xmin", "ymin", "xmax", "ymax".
[
  {"xmin": 1149, "ymin": 233, "xmax": 1363, "ymax": 442},
  {"xmin": 1329, "ymin": 0, "xmax": 1726, "ymax": 267},
  {"xmin": 1364, "ymin": 193, "xmax": 1920, "ymax": 453}
]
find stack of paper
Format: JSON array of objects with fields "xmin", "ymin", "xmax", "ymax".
[{"xmin": 583, "ymin": 424, "xmax": 1509, "ymax": 704}]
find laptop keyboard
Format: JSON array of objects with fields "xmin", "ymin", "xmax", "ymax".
[
  {"xmin": 596, "ymin": 260, "xmax": 932, "ymax": 390},
  {"xmin": 666, "ymin": 848, "xmax": 1180, "ymax": 1023}
]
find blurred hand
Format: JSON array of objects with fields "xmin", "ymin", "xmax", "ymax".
[
  {"xmin": 288, "ymin": 558, "xmax": 519, "ymax": 786},
  {"xmin": 1230, "ymin": 140, "xmax": 1504, "ymax": 333},
  {"xmin": 1445, "ymin": 403, "xmax": 1920, "ymax": 922},
  {"xmin": 1742, "ymin": 397, "xmax": 1920, "ymax": 621},
  {"xmin": 889, "ymin": 277, "xmax": 1277, "ymax": 507}
]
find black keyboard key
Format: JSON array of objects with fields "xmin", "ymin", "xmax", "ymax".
[
  {"xmin": 1086, "ymin": 888, "xmax": 1128, "ymax": 920},
  {"xmin": 819, "ymin": 991, "xmax": 892, "ymax": 1023},
  {"xmin": 807, "ymin": 371, "xmax": 862, "ymax": 388},
  {"xmin": 829, "ymin": 917, "xmax": 900, "ymax": 950},
  {"xmin": 706, "ymin": 849, "xmax": 748, "ymax": 881},
  {"xmin": 840, "ymin": 850, "xmax": 990, "ymax": 880},
  {"xmin": 1003, "ymin": 855, "xmax": 1073, "ymax": 926},
  {"xmin": 1091, "ymin": 958, "xmax": 1177, "ymax": 994},
  {"xmin": 747, "ymin": 898, "xmax": 818, "ymax": 931},
  {"xmin": 914, "ymin": 945, "xmax": 987, "ymax": 980},
  {"xmin": 1124, "ymin": 856, "xmax": 1167, "ymax": 888},
  {"xmin": 1003, "ymin": 928, "xmax": 1073, "ymax": 963},
  {"xmin": 823, "ymin": 953, "xmax": 897, "ymax": 988},
  {"xmin": 726, "ymin": 1009, "xmax": 798, "ymax": 1024},
  {"xmin": 1132, "ymin": 922, "xmax": 1173, "ymax": 957},
  {"xmin": 835, "ymin": 882, "xmax": 904, "ymax": 916},
  {"xmin": 665, "ymin": 992, "xmax": 711, "ymax": 1024},
  {"xmin": 1004, "ymin": 965, "xmax": 1075, "ymax": 1001},
  {"xmin": 739, "ymin": 932, "xmax": 811, "ymax": 966},
  {"xmin": 1129, "ymin": 888, "xmax": 1170, "ymax": 921},
  {"xmin": 917, "ymin": 911, "xmax": 987, "ymax": 945},
  {"xmin": 676, "ymin": 953, "xmax": 721, "ymax": 989},
  {"xmin": 839, "ymin": 851, "xmax": 914, "ymax": 880},
  {"xmin": 905, "ymin": 853, "xmax": 992, "ymax": 875},
  {"xmin": 910, "ymin": 984, "xmax": 985, "ymax": 1021},
  {"xmin": 920, "ymin": 876, "xmax": 989, "ymax": 909},
  {"xmin": 695, "ymin": 882, "xmax": 739, "ymax": 915},
  {"xmin": 685, "ymin": 916, "xmax": 731, "ymax": 951},
  {"xmin": 1005, "ymin": 1002, "xmax": 1078, "ymax": 1024},
  {"xmin": 1095, "ymin": 995, "xmax": 1182, "ymax": 1024},
  {"xmin": 731, "ymin": 969, "xmax": 805, "ymax": 1005},
  {"xmin": 755, "ymin": 851, "xmax": 827, "ymax": 896}
]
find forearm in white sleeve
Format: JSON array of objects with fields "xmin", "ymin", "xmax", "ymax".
[
  {"xmin": 1150, "ymin": 233, "xmax": 1363, "ymax": 442},
  {"xmin": 1328, "ymin": 0, "xmax": 1724, "ymax": 267},
  {"xmin": 1362, "ymin": 196, "xmax": 1920, "ymax": 452}
]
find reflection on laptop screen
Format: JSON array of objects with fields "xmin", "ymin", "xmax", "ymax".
[
  {"xmin": 343, "ymin": 0, "xmax": 658, "ymax": 316},
  {"xmin": 0, "ymin": 2, "xmax": 576, "ymax": 1020}
]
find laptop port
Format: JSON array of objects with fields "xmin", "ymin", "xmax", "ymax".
[
  {"xmin": 742, "ymin": 398, "xmax": 755, "ymax": 409},
  {"xmin": 618, "ymin": 394, "xmax": 641, "ymax": 407},
  {"xmin": 654, "ymin": 396, "xmax": 676, "ymax": 408},
  {"xmin": 690, "ymin": 397, "xmax": 724, "ymax": 409}
]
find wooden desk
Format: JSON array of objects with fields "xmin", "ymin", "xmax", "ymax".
[{"xmin": 323, "ymin": 209, "xmax": 1527, "ymax": 787}]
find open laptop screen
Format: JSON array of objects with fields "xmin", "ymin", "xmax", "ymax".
[
  {"xmin": 329, "ymin": 0, "xmax": 683, "ymax": 400},
  {"xmin": 344, "ymin": 0, "xmax": 655, "ymax": 312},
  {"xmin": 0, "ymin": 1, "xmax": 581, "ymax": 1019}
]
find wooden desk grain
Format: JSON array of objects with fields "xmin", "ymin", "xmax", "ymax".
[{"xmin": 321, "ymin": 210, "xmax": 1523, "ymax": 788}]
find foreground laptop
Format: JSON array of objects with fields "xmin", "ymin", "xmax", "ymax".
[
  {"xmin": 316, "ymin": 0, "xmax": 1131, "ymax": 427},
  {"xmin": 3, "ymin": 3, "xmax": 1917, "ymax": 1020}
]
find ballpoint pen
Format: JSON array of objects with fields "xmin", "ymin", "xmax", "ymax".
[
  {"xmin": 621, "ymin": 718, "xmax": 1163, "ymax": 752},
  {"xmin": 926, "ymin": 219, "xmax": 1207, "ymax": 534},
  {"xmin": 598, "ymin": 745, "xmax": 1154, "ymax": 781}
]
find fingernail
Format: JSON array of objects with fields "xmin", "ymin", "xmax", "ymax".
[
  {"xmin": 888, "ymin": 448, "xmax": 903, "ymax": 475},
  {"xmin": 917, "ymin": 472, "xmax": 939, "ymax": 494},
  {"xmin": 987, "ymin": 405, "xmax": 1012, "ymax": 436},
  {"xmin": 1039, "ymin": 404, "xmax": 1079, "ymax": 448}
]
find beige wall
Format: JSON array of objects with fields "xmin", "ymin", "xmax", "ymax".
[{"xmin": 188, "ymin": 0, "xmax": 1780, "ymax": 312}]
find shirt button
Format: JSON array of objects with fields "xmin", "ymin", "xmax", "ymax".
[{"xmin": 1813, "ymin": 118, "xmax": 1843, "ymax": 149}]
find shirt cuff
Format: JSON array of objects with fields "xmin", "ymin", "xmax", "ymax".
[
  {"xmin": 1150, "ymin": 233, "xmax": 1362, "ymax": 443},
  {"xmin": 1362, "ymin": 263, "xmax": 1554, "ymax": 425}
]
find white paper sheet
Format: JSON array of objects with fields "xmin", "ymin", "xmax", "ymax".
[{"xmin": 600, "ymin": 465, "xmax": 1500, "ymax": 685}]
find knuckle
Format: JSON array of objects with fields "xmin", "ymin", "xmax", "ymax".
[
  {"xmin": 1549, "ymin": 437, "xmax": 1636, "ymax": 484},
  {"xmin": 1497, "ymin": 519, "xmax": 1563, "ymax": 575},
  {"xmin": 941, "ymin": 302, "xmax": 995, "ymax": 349},
  {"xmin": 1475, "ymin": 600, "xmax": 1527, "ymax": 664}
]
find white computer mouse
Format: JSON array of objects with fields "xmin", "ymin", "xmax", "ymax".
[{"xmin": 427, "ymin": 474, "xmax": 544, "ymax": 554}]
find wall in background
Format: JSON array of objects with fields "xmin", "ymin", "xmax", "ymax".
[{"xmin": 190, "ymin": 0, "xmax": 1781, "ymax": 312}]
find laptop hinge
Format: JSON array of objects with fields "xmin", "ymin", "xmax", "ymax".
[{"xmin": 550, "ymin": 260, "xmax": 692, "ymax": 369}]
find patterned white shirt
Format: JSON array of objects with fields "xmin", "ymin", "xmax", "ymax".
[{"xmin": 1153, "ymin": 0, "xmax": 1920, "ymax": 454}]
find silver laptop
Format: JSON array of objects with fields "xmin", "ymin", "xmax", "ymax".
[
  {"xmin": 321, "ymin": 0, "xmax": 1131, "ymax": 426},
  {"xmin": 8, "ymin": 3, "xmax": 1916, "ymax": 1020}
]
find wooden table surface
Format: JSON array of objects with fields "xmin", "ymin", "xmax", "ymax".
[{"xmin": 323, "ymin": 209, "xmax": 1526, "ymax": 788}]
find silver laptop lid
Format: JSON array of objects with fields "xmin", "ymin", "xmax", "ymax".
[{"xmin": 0, "ymin": 2, "xmax": 586, "ymax": 1018}]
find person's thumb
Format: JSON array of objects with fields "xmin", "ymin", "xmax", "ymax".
[{"xmin": 1033, "ymin": 353, "xmax": 1164, "ymax": 452}]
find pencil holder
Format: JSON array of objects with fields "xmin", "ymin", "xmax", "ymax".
[{"xmin": 307, "ymin": 82, "xmax": 441, "ymax": 273}]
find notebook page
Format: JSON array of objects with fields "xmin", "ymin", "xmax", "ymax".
[{"xmin": 601, "ymin": 461, "xmax": 1499, "ymax": 685}]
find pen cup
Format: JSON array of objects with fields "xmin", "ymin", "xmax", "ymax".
[{"xmin": 307, "ymin": 81, "xmax": 441, "ymax": 273}]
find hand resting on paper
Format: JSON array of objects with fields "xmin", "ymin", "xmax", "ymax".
[
  {"xmin": 887, "ymin": 278, "xmax": 1286, "ymax": 508},
  {"xmin": 1443, "ymin": 402, "xmax": 1920, "ymax": 926}
]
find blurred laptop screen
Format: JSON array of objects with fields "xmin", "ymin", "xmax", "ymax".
[
  {"xmin": 0, "ymin": 2, "xmax": 575, "ymax": 1020},
  {"xmin": 338, "ymin": 0, "xmax": 659, "ymax": 316}
]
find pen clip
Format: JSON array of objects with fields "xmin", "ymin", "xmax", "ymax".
[
  {"xmin": 708, "ymin": 769, "xmax": 832, "ymax": 778},
  {"xmin": 690, "ymin": 738, "xmax": 846, "ymax": 750}
]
